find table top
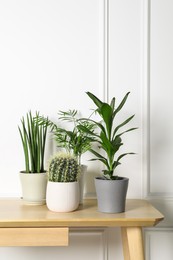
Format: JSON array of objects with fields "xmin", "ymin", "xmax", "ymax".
[{"xmin": 0, "ymin": 199, "xmax": 164, "ymax": 228}]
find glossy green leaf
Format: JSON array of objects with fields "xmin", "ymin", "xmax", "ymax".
[
  {"xmin": 112, "ymin": 115, "xmax": 135, "ymax": 138},
  {"xmin": 86, "ymin": 92, "xmax": 103, "ymax": 109},
  {"xmin": 110, "ymin": 97, "xmax": 115, "ymax": 110},
  {"xmin": 100, "ymin": 103, "xmax": 113, "ymax": 139},
  {"xmin": 113, "ymin": 92, "xmax": 130, "ymax": 117}
]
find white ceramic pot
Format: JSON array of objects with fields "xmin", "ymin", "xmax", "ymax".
[
  {"xmin": 19, "ymin": 172, "xmax": 47, "ymax": 205},
  {"xmin": 46, "ymin": 181, "xmax": 79, "ymax": 212},
  {"xmin": 79, "ymin": 165, "xmax": 87, "ymax": 204}
]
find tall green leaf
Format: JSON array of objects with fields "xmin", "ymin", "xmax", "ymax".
[
  {"xmin": 18, "ymin": 111, "xmax": 48, "ymax": 173},
  {"xmin": 112, "ymin": 115, "xmax": 135, "ymax": 138},
  {"xmin": 86, "ymin": 92, "xmax": 103, "ymax": 109},
  {"xmin": 100, "ymin": 103, "xmax": 113, "ymax": 139},
  {"xmin": 110, "ymin": 97, "xmax": 115, "ymax": 110},
  {"xmin": 113, "ymin": 92, "xmax": 130, "ymax": 118}
]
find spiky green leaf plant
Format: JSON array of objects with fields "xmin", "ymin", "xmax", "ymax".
[{"xmin": 18, "ymin": 111, "xmax": 48, "ymax": 173}]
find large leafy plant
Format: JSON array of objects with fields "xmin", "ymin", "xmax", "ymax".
[
  {"xmin": 37, "ymin": 110, "xmax": 95, "ymax": 165},
  {"xmin": 18, "ymin": 111, "xmax": 48, "ymax": 173},
  {"xmin": 78, "ymin": 92, "xmax": 137, "ymax": 180}
]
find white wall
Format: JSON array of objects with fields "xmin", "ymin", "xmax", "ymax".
[
  {"xmin": 0, "ymin": 0, "xmax": 172, "ymax": 259},
  {"xmin": 0, "ymin": 0, "xmax": 100, "ymax": 197},
  {"xmin": 142, "ymin": 0, "xmax": 173, "ymax": 259}
]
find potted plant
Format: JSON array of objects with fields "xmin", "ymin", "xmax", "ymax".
[
  {"xmin": 46, "ymin": 152, "xmax": 80, "ymax": 212},
  {"xmin": 18, "ymin": 111, "xmax": 48, "ymax": 205},
  {"xmin": 37, "ymin": 110, "xmax": 95, "ymax": 203},
  {"xmin": 78, "ymin": 92, "xmax": 137, "ymax": 213}
]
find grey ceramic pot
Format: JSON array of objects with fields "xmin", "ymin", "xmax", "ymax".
[{"xmin": 95, "ymin": 177, "xmax": 129, "ymax": 213}]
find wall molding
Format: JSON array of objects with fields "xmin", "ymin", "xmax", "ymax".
[
  {"xmin": 99, "ymin": 0, "xmax": 109, "ymax": 103},
  {"xmin": 141, "ymin": 0, "xmax": 151, "ymax": 198}
]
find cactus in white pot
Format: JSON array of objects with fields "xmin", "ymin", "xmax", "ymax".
[
  {"xmin": 48, "ymin": 153, "xmax": 79, "ymax": 182},
  {"xmin": 46, "ymin": 153, "xmax": 80, "ymax": 212},
  {"xmin": 37, "ymin": 110, "xmax": 95, "ymax": 203}
]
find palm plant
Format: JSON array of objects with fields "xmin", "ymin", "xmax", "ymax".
[
  {"xmin": 18, "ymin": 111, "xmax": 48, "ymax": 173},
  {"xmin": 78, "ymin": 92, "xmax": 137, "ymax": 180},
  {"xmin": 37, "ymin": 110, "xmax": 95, "ymax": 165}
]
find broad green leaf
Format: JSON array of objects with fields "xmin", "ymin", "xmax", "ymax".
[
  {"xmin": 100, "ymin": 131, "xmax": 114, "ymax": 160},
  {"xmin": 112, "ymin": 114, "xmax": 135, "ymax": 138},
  {"xmin": 100, "ymin": 131, "xmax": 111, "ymax": 149},
  {"xmin": 90, "ymin": 148, "xmax": 107, "ymax": 160},
  {"xmin": 86, "ymin": 92, "xmax": 103, "ymax": 109},
  {"xmin": 117, "ymin": 152, "xmax": 135, "ymax": 162},
  {"xmin": 112, "ymin": 160, "xmax": 121, "ymax": 170},
  {"xmin": 89, "ymin": 149, "xmax": 110, "ymax": 168},
  {"xmin": 90, "ymin": 157, "xmax": 109, "ymax": 168},
  {"xmin": 113, "ymin": 92, "xmax": 130, "ymax": 117},
  {"xmin": 100, "ymin": 103, "xmax": 113, "ymax": 139},
  {"xmin": 110, "ymin": 97, "xmax": 115, "ymax": 110},
  {"xmin": 115, "ymin": 127, "xmax": 138, "ymax": 139},
  {"xmin": 111, "ymin": 139, "xmax": 123, "ymax": 154}
]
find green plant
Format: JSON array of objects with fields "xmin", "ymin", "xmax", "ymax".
[
  {"xmin": 78, "ymin": 92, "xmax": 137, "ymax": 180},
  {"xmin": 18, "ymin": 111, "xmax": 48, "ymax": 173},
  {"xmin": 37, "ymin": 110, "xmax": 95, "ymax": 165},
  {"xmin": 48, "ymin": 152, "xmax": 79, "ymax": 182}
]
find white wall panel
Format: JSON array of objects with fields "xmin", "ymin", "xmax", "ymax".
[
  {"xmin": 145, "ymin": 229, "xmax": 173, "ymax": 260},
  {"xmin": 150, "ymin": 0, "xmax": 173, "ymax": 195},
  {"xmin": 109, "ymin": 0, "xmax": 142, "ymax": 198},
  {"xmin": 0, "ymin": 0, "xmax": 100, "ymax": 197},
  {"xmin": 142, "ymin": 0, "xmax": 173, "ymax": 258}
]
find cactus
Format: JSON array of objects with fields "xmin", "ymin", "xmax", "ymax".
[{"xmin": 48, "ymin": 153, "xmax": 80, "ymax": 182}]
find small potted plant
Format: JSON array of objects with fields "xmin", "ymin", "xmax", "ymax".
[
  {"xmin": 78, "ymin": 92, "xmax": 137, "ymax": 213},
  {"xmin": 18, "ymin": 111, "xmax": 48, "ymax": 205},
  {"xmin": 46, "ymin": 152, "xmax": 80, "ymax": 212},
  {"xmin": 37, "ymin": 110, "xmax": 95, "ymax": 203}
]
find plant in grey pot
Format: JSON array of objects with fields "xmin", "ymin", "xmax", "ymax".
[
  {"xmin": 18, "ymin": 111, "xmax": 48, "ymax": 205},
  {"xmin": 46, "ymin": 152, "xmax": 80, "ymax": 212},
  {"xmin": 37, "ymin": 110, "xmax": 95, "ymax": 203},
  {"xmin": 78, "ymin": 92, "xmax": 137, "ymax": 213}
]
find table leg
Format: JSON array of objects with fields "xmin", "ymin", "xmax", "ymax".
[{"xmin": 121, "ymin": 227, "xmax": 145, "ymax": 260}]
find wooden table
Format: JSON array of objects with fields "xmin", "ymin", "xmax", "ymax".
[{"xmin": 0, "ymin": 199, "xmax": 163, "ymax": 260}]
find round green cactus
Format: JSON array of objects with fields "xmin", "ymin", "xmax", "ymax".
[{"xmin": 48, "ymin": 153, "xmax": 80, "ymax": 182}]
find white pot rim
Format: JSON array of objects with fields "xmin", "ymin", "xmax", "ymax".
[{"xmin": 48, "ymin": 181, "xmax": 78, "ymax": 184}]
